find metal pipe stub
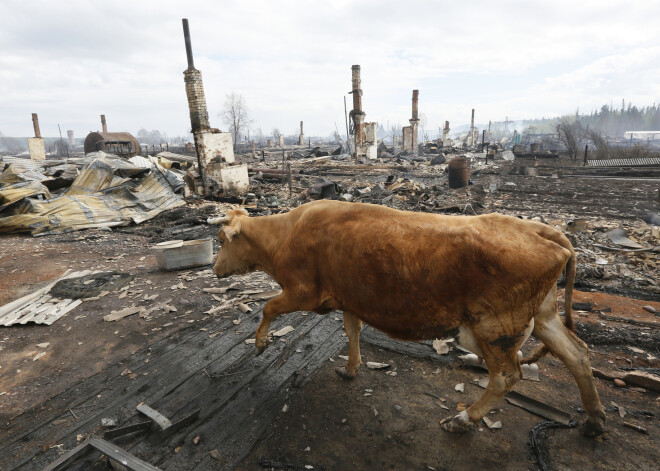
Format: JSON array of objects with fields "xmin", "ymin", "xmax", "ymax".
[{"xmin": 182, "ymin": 18, "xmax": 195, "ymax": 69}]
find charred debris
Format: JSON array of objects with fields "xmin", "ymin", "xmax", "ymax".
[{"xmin": 0, "ymin": 18, "xmax": 659, "ymax": 471}]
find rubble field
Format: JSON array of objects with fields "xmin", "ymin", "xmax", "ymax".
[{"xmin": 0, "ymin": 150, "xmax": 658, "ymax": 470}]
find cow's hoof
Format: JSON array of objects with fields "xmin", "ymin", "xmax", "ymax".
[
  {"xmin": 255, "ymin": 337, "xmax": 269, "ymax": 356},
  {"xmin": 440, "ymin": 411, "xmax": 475, "ymax": 434},
  {"xmin": 580, "ymin": 418, "xmax": 605, "ymax": 437},
  {"xmin": 335, "ymin": 366, "xmax": 356, "ymax": 380}
]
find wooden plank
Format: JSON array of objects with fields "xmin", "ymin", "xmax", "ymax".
[
  {"xmin": 361, "ymin": 326, "xmax": 457, "ymax": 365},
  {"xmin": 0, "ymin": 308, "xmax": 344, "ymax": 470},
  {"xmin": 103, "ymin": 306, "xmax": 144, "ymax": 322},
  {"xmin": 0, "ymin": 313, "xmax": 241, "ymax": 468},
  {"xmin": 2, "ymin": 307, "xmax": 290, "ymax": 469},
  {"xmin": 115, "ymin": 312, "xmax": 333, "ymax": 463},
  {"xmin": 153, "ymin": 314, "xmax": 346, "ymax": 470},
  {"xmin": 40, "ymin": 438, "xmax": 161, "ymax": 471}
]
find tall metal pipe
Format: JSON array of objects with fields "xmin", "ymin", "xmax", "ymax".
[
  {"xmin": 182, "ymin": 19, "xmax": 195, "ymax": 70},
  {"xmin": 101, "ymin": 114, "xmax": 107, "ymax": 133},
  {"xmin": 31, "ymin": 113, "xmax": 41, "ymax": 138}
]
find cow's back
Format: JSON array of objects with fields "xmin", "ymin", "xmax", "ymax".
[{"xmin": 275, "ymin": 201, "xmax": 569, "ymax": 340}]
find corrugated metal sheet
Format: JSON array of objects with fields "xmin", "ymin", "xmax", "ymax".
[
  {"xmin": 587, "ymin": 157, "xmax": 660, "ymax": 167},
  {"xmin": 0, "ymin": 164, "xmax": 52, "ymax": 211},
  {"xmin": 0, "ymin": 270, "xmax": 93, "ymax": 326},
  {"xmin": 1, "ymin": 155, "xmax": 57, "ymax": 173},
  {"xmin": 0, "ymin": 155, "xmax": 184, "ymax": 235}
]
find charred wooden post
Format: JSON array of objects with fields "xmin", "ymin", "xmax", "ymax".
[
  {"xmin": 299, "ymin": 121, "xmax": 304, "ymax": 146},
  {"xmin": 584, "ymin": 144, "xmax": 588, "ymax": 166},
  {"xmin": 286, "ymin": 162, "xmax": 292, "ymax": 199},
  {"xmin": 100, "ymin": 114, "xmax": 108, "ymax": 133}
]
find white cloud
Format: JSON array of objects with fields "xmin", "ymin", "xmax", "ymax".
[{"xmin": 0, "ymin": 0, "xmax": 658, "ymax": 138}]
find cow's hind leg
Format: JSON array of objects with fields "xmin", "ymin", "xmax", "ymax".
[
  {"xmin": 442, "ymin": 343, "xmax": 522, "ymax": 433},
  {"xmin": 533, "ymin": 313, "xmax": 605, "ymax": 436},
  {"xmin": 335, "ymin": 312, "xmax": 362, "ymax": 379}
]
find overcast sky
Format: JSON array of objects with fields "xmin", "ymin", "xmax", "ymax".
[{"xmin": 1, "ymin": 0, "xmax": 659, "ymax": 139}]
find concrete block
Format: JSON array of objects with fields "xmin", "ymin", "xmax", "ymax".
[
  {"xmin": 364, "ymin": 122, "xmax": 378, "ymax": 160},
  {"xmin": 220, "ymin": 164, "xmax": 249, "ymax": 195},
  {"xmin": 28, "ymin": 138, "xmax": 45, "ymax": 161},
  {"xmin": 194, "ymin": 131, "xmax": 234, "ymax": 165}
]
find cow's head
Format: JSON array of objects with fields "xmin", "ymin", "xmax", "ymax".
[{"xmin": 211, "ymin": 208, "xmax": 252, "ymax": 278}]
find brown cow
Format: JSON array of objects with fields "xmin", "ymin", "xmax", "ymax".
[{"xmin": 212, "ymin": 200, "xmax": 605, "ymax": 436}]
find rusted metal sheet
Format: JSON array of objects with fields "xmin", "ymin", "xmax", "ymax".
[{"xmin": 83, "ymin": 131, "xmax": 141, "ymax": 156}]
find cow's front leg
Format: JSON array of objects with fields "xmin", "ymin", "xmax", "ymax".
[
  {"xmin": 255, "ymin": 291, "xmax": 299, "ymax": 356},
  {"xmin": 335, "ymin": 312, "xmax": 362, "ymax": 379}
]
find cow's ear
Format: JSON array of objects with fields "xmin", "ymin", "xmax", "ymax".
[
  {"xmin": 223, "ymin": 221, "xmax": 241, "ymax": 242},
  {"xmin": 217, "ymin": 230, "xmax": 226, "ymax": 243}
]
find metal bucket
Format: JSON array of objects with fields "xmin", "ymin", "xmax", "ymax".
[{"xmin": 448, "ymin": 157, "xmax": 470, "ymax": 188}]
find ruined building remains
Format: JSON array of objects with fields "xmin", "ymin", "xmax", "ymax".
[
  {"xmin": 28, "ymin": 113, "xmax": 45, "ymax": 161},
  {"xmin": 442, "ymin": 121, "xmax": 451, "ymax": 147},
  {"xmin": 466, "ymin": 108, "xmax": 479, "ymax": 147},
  {"xmin": 182, "ymin": 19, "xmax": 248, "ymax": 195},
  {"xmin": 182, "ymin": 19, "xmax": 234, "ymax": 166},
  {"xmin": 349, "ymin": 65, "xmax": 377, "ymax": 160},
  {"xmin": 402, "ymin": 90, "xmax": 419, "ymax": 155}
]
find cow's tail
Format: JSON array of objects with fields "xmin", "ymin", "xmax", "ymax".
[{"xmin": 522, "ymin": 236, "xmax": 576, "ymax": 365}]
